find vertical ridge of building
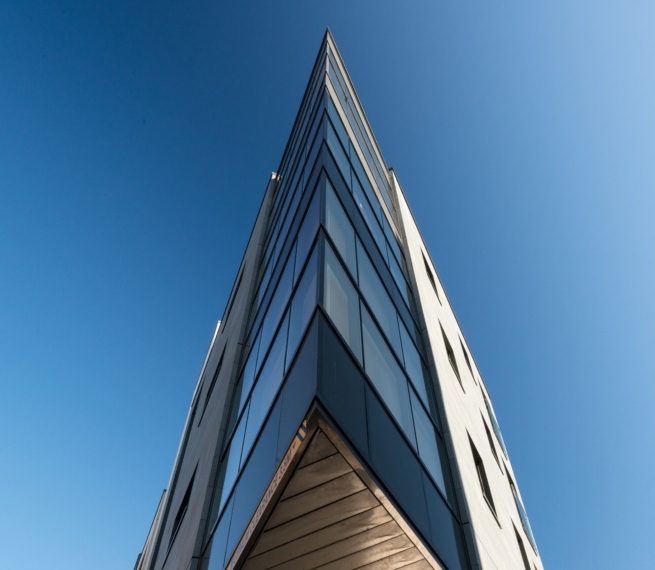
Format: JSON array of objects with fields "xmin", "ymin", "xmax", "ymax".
[{"xmin": 134, "ymin": 32, "xmax": 542, "ymax": 570}]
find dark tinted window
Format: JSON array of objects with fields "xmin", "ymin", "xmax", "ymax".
[
  {"xmin": 422, "ymin": 471, "xmax": 465, "ymax": 570},
  {"xmin": 361, "ymin": 308, "xmax": 415, "ymax": 446},
  {"xmin": 318, "ymin": 314, "xmax": 368, "ymax": 455},
  {"xmin": 366, "ymin": 385, "xmax": 430, "ymax": 539},
  {"xmin": 286, "ymin": 245, "xmax": 318, "ymax": 369},
  {"xmin": 357, "ymin": 239, "xmax": 401, "ymax": 356},
  {"xmin": 324, "ymin": 241, "xmax": 362, "ymax": 363}
]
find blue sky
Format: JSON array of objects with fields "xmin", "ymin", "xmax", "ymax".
[{"xmin": 1, "ymin": 2, "xmax": 653, "ymax": 568}]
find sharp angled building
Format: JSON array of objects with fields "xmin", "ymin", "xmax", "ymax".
[{"xmin": 135, "ymin": 31, "xmax": 542, "ymax": 570}]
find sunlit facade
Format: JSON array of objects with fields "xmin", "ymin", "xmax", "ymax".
[{"xmin": 135, "ymin": 31, "xmax": 541, "ymax": 570}]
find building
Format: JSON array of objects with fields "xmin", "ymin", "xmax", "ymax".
[{"xmin": 135, "ymin": 31, "xmax": 542, "ymax": 570}]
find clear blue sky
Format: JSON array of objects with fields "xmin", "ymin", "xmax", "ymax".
[{"xmin": 1, "ymin": 2, "xmax": 653, "ymax": 568}]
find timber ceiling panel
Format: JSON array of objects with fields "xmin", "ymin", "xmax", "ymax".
[{"xmin": 239, "ymin": 429, "xmax": 443, "ymax": 570}]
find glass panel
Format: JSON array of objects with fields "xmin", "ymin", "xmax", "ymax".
[
  {"xmin": 278, "ymin": 320, "xmax": 318, "ymax": 463},
  {"xmin": 304, "ymin": 119, "xmax": 322, "ymax": 182},
  {"xmin": 239, "ymin": 330, "xmax": 261, "ymax": 413},
  {"xmin": 352, "ymin": 175, "xmax": 385, "ymax": 256},
  {"xmin": 323, "ymin": 241, "xmax": 362, "ymax": 364},
  {"xmin": 206, "ymin": 495, "xmax": 233, "ymax": 570},
  {"xmin": 410, "ymin": 390, "xmax": 446, "ymax": 495},
  {"xmin": 327, "ymin": 95, "xmax": 349, "ymax": 150},
  {"xmin": 352, "ymin": 155, "xmax": 383, "ymax": 225},
  {"xmin": 277, "ymin": 189, "xmax": 301, "ymax": 266},
  {"xmin": 286, "ymin": 245, "xmax": 318, "ymax": 370},
  {"xmin": 366, "ymin": 384, "xmax": 430, "ymax": 537},
  {"xmin": 325, "ymin": 179, "xmax": 357, "ymax": 276},
  {"xmin": 382, "ymin": 215, "xmax": 402, "ymax": 262},
  {"xmin": 258, "ymin": 253, "xmax": 294, "ymax": 364},
  {"xmin": 226, "ymin": 401, "xmax": 281, "ymax": 564},
  {"xmin": 243, "ymin": 312, "xmax": 289, "ymax": 463},
  {"xmin": 207, "ymin": 457, "xmax": 228, "ymax": 534},
  {"xmin": 219, "ymin": 401, "xmax": 248, "ymax": 512},
  {"xmin": 399, "ymin": 321, "xmax": 431, "ymax": 408},
  {"xmin": 326, "ymin": 119, "xmax": 351, "ymax": 188},
  {"xmin": 388, "ymin": 243, "xmax": 410, "ymax": 305},
  {"xmin": 361, "ymin": 308, "xmax": 415, "ymax": 446},
  {"xmin": 294, "ymin": 189, "xmax": 320, "ymax": 284},
  {"xmin": 422, "ymin": 471, "xmax": 465, "ymax": 570},
  {"xmin": 318, "ymin": 314, "xmax": 368, "ymax": 455},
  {"xmin": 356, "ymin": 239, "xmax": 402, "ymax": 356}
]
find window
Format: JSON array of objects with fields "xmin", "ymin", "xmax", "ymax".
[
  {"xmin": 410, "ymin": 390, "xmax": 446, "ymax": 495},
  {"xmin": 514, "ymin": 524, "xmax": 532, "ymax": 570},
  {"xmin": 422, "ymin": 252, "xmax": 440, "ymax": 303},
  {"xmin": 470, "ymin": 438, "xmax": 496, "ymax": 515},
  {"xmin": 460, "ymin": 338, "xmax": 476, "ymax": 384},
  {"xmin": 362, "ymin": 307, "xmax": 415, "ymax": 446},
  {"xmin": 324, "ymin": 241, "xmax": 362, "ymax": 363},
  {"xmin": 169, "ymin": 469, "xmax": 196, "ymax": 549},
  {"xmin": 286, "ymin": 246, "xmax": 318, "ymax": 370},
  {"xmin": 441, "ymin": 326, "xmax": 462, "ymax": 388},
  {"xmin": 509, "ymin": 473, "xmax": 538, "ymax": 553},
  {"xmin": 399, "ymin": 320, "xmax": 432, "ymax": 411},
  {"xmin": 199, "ymin": 347, "xmax": 226, "ymax": 424},
  {"xmin": 357, "ymin": 239, "xmax": 402, "ymax": 356},
  {"xmin": 482, "ymin": 414, "xmax": 501, "ymax": 468},
  {"xmin": 325, "ymin": 179, "xmax": 356, "ymax": 276},
  {"xmin": 481, "ymin": 387, "xmax": 509, "ymax": 459}
]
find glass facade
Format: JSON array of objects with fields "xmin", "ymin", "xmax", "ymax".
[
  {"xmin": 200, "ymin": 39, "xmax": 470, "ymax": 570},
  {"xmin": 136, "ymin": 31, "xmax": 542, "ymax": 570}
]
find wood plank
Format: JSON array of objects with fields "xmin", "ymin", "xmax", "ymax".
[
  {"xmin": 352, "ymin": 547, "xmax": 425, "ymax": 570},
  {"xmin": 245, "ymin": 506, "xmax": 392, "ymax": 570},
  {"xmin": 267, "ymin": 472, "xmax": 366, "ymax": 529},
  {"xmin": 251, "ymin": 490, "xmax": 379, "ymax": 556},
  {"xmin": 282, "ymin": 454, "xmax": 353, "ymax": 500},
  {"xmin": 392, "ymin": 560, "xmax": 434, "ymax": 570},
  {"xmin": 298, "ymin": 431, "xmax": 337, "ymax": 468},
  {"xmin": 314, "ymin": 534, "xmax": 414, "ymax": 570},
  {"xmin": 271, "ymin": 521, "xmax": 404, "ymax": 570}
]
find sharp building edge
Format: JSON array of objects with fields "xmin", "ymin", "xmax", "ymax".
[{"xmin": 134, "ymin": 31, "xmax": 542, "ymax": 570}]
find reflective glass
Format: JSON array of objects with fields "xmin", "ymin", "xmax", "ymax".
[
  {"xmin": 326, "ymin": 119, "xmax": 351, "ymax": 187},
  {"xmin": 286, "ymin": 246, "xmax": 318, "ymax": 370},
  {"xmin": 278, "ymin": 182, "xmax": 303, "ymax": 259},
  {"xmin": 399, "ymin": 321, "xmax": 430, "ymax": 408},
  {"xmin": 410, "ymin": 390, "xmax": 446, "ymax": 495},
  {"xmin": 243, "ymin": 312, "xmax": 289, "ymax": 463},
  {"xmin": 258, "ymin": 253, "xmax": 294, "ymax": 364},
  {"xmin": 422, "ymin": 471, "xmax": 464, "ymax": 570},
  {"xmin": 361, "ymin": 308, "xmax": 415, "ymax": 446},
  {"xmin": 352, "ymin": 155, "xmax": 383, "ymax": 224},
  {"xmin": 356, "ymin": 239, "xmax": 402, "ymax": 356},
  {"xmin": 388, "ymin": 243, "xmax": 410, "ymax": 305},
  {"xmin": 206, "ymin": 457, "xmax": 228, "ymax": 533},
  {"xmin": 239, "ymin": 330, "xmax": 261, "ymax": 413},
  {"xmin": 219, "ymin": 402, "xmax": 248, "ymax": 512},
  {"xmin": 318, "ymin": 314, "xmax": 368, "ymax": 455},
  {"xmin": 294, "ymin": 189, "xmax": 320, "ymax": 284},
  {"xmin": 325, "ymin": 179, "xmax": 357, "ymax": 276},
  {"xmin": 323, "ymin": 242, "xmax": 362, "ymax": 363},
  {"xmin": 206, "ymin": 495, "xmax": 233, "ymax": 570},
  {"xmin": 352, "ymin": 176, "xmax": 385, "ymax": 256},
  {"xmin": 366, "ymin": 384, "xmax": 430, "ymax": 537},
  {"xmin": 304, "ymin": 120, "xmax": 322, "ymax": 181},
  {"xmin": 226, "ymin": 401, "xmax": 281, "ymax": 564},
  {"xmin": 278, "ymin": 319, "xmax": 318, "ymax": 463},
  {"xmin": 327, "ymin": 95, "xmax": 349, "ymax": 151},
  {"xmin": 382, "ymin": 216, "xmax": 402, "ymax": 262}
]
